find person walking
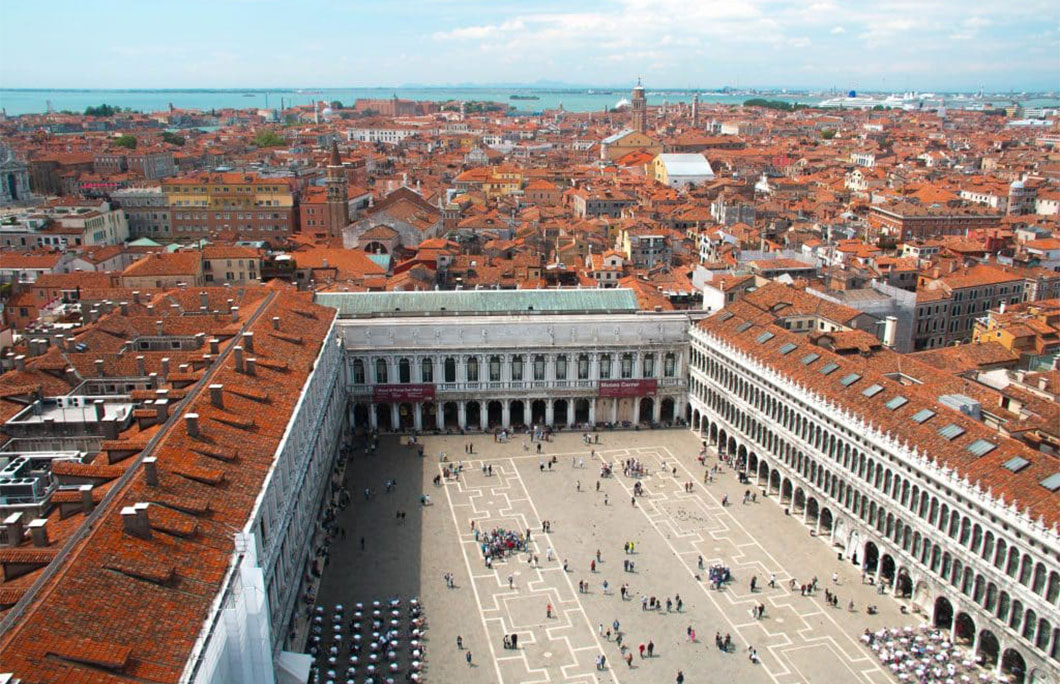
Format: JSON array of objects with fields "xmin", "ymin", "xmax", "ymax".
[
  {"xmin": 647, "ymin": 639, "xmax": 655, "ymax": 657},
  {"xmin": 457, "ymin": 635, "xmax": 463, "ymax": 650},
  {"xmin": 676, "ymin": 671, "xmax": 685, "ymax": 684},
  {"xmin": 546, "ymin": 603, "xmax": 552, "ymax": 619},
  {"xmin": 466, "ymin": 650, "xmax": 473, "ymax": 666}
]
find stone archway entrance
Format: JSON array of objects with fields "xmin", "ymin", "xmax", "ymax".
[{"xmin": 933, "ymin": 596, "xmax": 954, "ymax": 630}]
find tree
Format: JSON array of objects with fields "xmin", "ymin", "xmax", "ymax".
[
  {"xmin": 161, "ymin": 131, "xmax": 185, "ymax": 146},
  {"xmin": 253, "ymin": 130, "xmax": 285, "ymax": 147},
  {"xmin": 85, "ymin": 104, "xmax": 120, "ymax": 117},
  {"xmin": 330, "ymin": 100, "xmax": 343, "ymax": 110},
  {"xmin": 114, "ymin": 134, "xmax": 137, "ymax": 149},
  {"xmin": 821, "ymin": 129, "xmax": 837, "ymax": 140}
]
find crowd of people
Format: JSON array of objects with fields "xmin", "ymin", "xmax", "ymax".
[{"xmin": 865, "ymin": 625, "xmax": 1002, "ymax": 683}]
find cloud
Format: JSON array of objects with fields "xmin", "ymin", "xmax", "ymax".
[
  {"xmin": 830, "ymin": 26, "xmax": 845, "ymax": 34},
  {"xmin": 433, "ymin": 19, "xmax": 524, "ymax": 41}
]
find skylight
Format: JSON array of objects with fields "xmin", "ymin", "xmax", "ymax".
[
  {"xmin": 718, "ymin": 311, "xmax": 734, "ymax": 322},
  {"xmin": 839, "ymin": 373, "xmax": 861, "ymax": 387},
  {"xmin": 800, "ymin": 353, "xmax": 820, "ymax": 365},
  {"xmin": 911, "ymin": 409, "xmax": 935, "ymax": 424},
  {"xmin": 1003, "ymin": 457, "xmax": 1030, "ymax": 473},
  {"xmin": 778, "ymin": 343, "xmax": 797, "ymax": 355},
  {"xmin": 884, "ymin": 396, "xmax": 908, "ymax": 410},
  {"xmin": 938, "ymin": 423, "xmax": 966, "ymax": 441},
  {"xmin": 819, "ymin": 362, "xmax": 839, "ymax": 375},
  {"xmin": 1040, "ymin": 473, "xmax": 1060, "ymax": 492},
  {"xmin": 736, "ymin": 321, "xmax": 753, "ymax": 332},
  {"xmin": 756, "ymin": 331, "xmax": 775, "ymax": 344},
  {"xmin": 861, "ymin": 384, "xmax": 884, "ymax": 397},
  {"xmin": 966, "ymin": 439, "xmax": 997, "ymax": 457}
]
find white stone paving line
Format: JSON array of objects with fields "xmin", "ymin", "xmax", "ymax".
[
  {"xmin": 441, "ymin": 458, "xmax": 621, "ymax": 684},
  {"xmin": 604, "ymin": 445, "xmax": 888, "ymax": 684}
]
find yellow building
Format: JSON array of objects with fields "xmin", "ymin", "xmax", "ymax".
[
  {"xmin": 483, "ymin": 164, "xmax": 524, "ymax": 199},
  {"xmin": 600, "ymin": 130, "xmax": 662, "ymax": 162},
  {"xmin": 161, "ymin": 172, "xmax": 295, "ymax": 240}
]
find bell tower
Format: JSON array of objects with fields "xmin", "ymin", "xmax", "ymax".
[
  {"xmin": 631, "ymin": 78, "xmax": 647, "ymax": 134},
  {"xmin": 325, "ymin": 140, "xmax": 348, "ymax": 238}
]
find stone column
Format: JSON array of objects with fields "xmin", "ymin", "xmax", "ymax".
[
  {"xmin": 632, "ymin": 397, "xmax": 641, "ymax": 425},
  {"xmin": 502, "ymin": 400, "xmax": 511, "ymax": 429},
  {"xmin": 590, "ymin": 354, "xmax": 600, "ymax": 380},
  {"xmin": 653, "ymin": 396, "xmax": 663, "ymax": 423},
  {"xmin": 413, "ymin": 403, "xmax": 423, "ymax": 431},
  {"xmin": 545, "ymin": 399, "xmax": 554, "ymax": 426},
  {"xmin": 391, "ymin": 403, "xmax": 400, "ymax": 431},
  {"xmin": 610, "ymin": 398, "xmax": 618, "ymax": 424},
  {"xmin": 523, "ymin": 401, "xmax": 532, "ymax": 427},
  {"xmin": 567, "ymin": 400, "xmax": 575, "ymax": 427},
  {"xmin": 369, "ymin": 403, "xmax": 379, "ymax": 430},
  {"xmin": 588, "ymin": 399, "xmax": 596, "ymax": 426},
  {"xmin": 458, "ymin": 402, "xmax": 467, "ymax": 430},
  {"xmin": 435, "ymin": 404, "xmax": 445, "ymax": 431},
  {"xmin": 632, "ymin": 352, "xmax": 642, "ymax": 378},
  {"xmin": 546, "ymin": 355, "xmax": 556, "ymax": 383},
  {"xmin": 480, "ymin": 405, "xmax": 488, "ymax": 431}
]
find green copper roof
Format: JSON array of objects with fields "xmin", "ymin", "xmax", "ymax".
[{"xmin": 316, "ymin": 288, "xmax": 640, "ymax": 317}]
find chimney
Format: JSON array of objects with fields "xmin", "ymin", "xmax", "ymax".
[
  {"xmin": 148, "ymin": 372, "xmax": 159, "ymax": 388},
  {"xmin": 161, "ymin": 358, "xmax": 170, "ymax": 378},
  {"xmin": 185, "ymin": 413, "xmax": 200, "ymax": 437},
  {"xmin": 143, "ymin": 456, "xmax": 159, "ymax": 486},
  {"xmin": 28, "ymin": 518, "xmax": 49, "ymax": 547},
  {"xmin": 234, "ymin": 346, "xmax": 244, "ymax": 373},
  {"xmin": 246, "ymin": 358, "xmax": 257, "ymax": 376},
  {"xmin": 231, "ymin": 306, "xmax": 240, "ymax": 322},
  {"xmin": 65, "ymin": 366, "xmax": 79, "ymax": 384},
  {"xmin": 2, "ymin": 513, "xmax": 24, "ymax": 547},
  {"xmin": 209, "ymin": 338, "xmax": 220, "ymax": 355},
  {"xmin": 209, "ymin": 384, "xmax": 224, "ymax": 409},
  {"xmin": 272, "ymin": 316, "xmax": 280, "ymax": 330},
  {"xmin": 242, "ymin": 332, "xmax": 254, "ymax": 353},
  {"xmin": 120, "ymin": 301, "xmax": 128, "ymax": 316},
  {"xmin": 155, "ymin": 398, "xmax": 169, "ymax": 421},
  {"xmin": 95, "ymin": 359, "xmax": 105, "ymax": 377},
  {"xmin": 226, "ymin": 298, "xmax": 234, "ymax": 313},
  {"xmin": 121, "ymin": 503, "xmax": 151, "ymax": 540},
  {"xmin": 132, "ymin": 290, "xmax": 141, "ymax": 304},
  {"xmin": 14, "ymin": 355, "xmax": 25, "ymax": 372},
  {"xmin": 199, "ymin": 291, "xmax": 209, "ymax": 310},
  {"xmin": 195, "ymin": 332, "xmax": 206, "ymax": 348},
  {"xmin": 80, "ymin": 484, "xmax": 95, "ymax": 514},
  {"xmin": 156, "ymin": 320, "xmax": 164, "ymax": 336},
  {"xmin": 93, "ymin": 399, "xmax": 106, "ymax": 422},
  {"xmin": 882, "ymin": 316, "xmax": 898, "ymax": 348},
  {"xmin": 136, "ymin": 355, "xmax": 146, "ymax": 376}
]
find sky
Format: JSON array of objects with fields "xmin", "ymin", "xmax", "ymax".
[{"xmin": 1, "ymin": 0, "xmax": 1057, "ymax": 91}]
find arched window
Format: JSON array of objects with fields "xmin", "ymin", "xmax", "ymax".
[
  {"xmin": 511, "ymin": 355, "xmax": 523, "ymax": 381},
  {"xmin": 643, "ymin": 353, "xmax": 655, "ymax": 377},
  {"xmin": 444, "ymin": 357, "xmax": 457, "ymax": 383},
  {"xmin": 398, "ymin": 358, "xmax": 411, "ymax": 384},
  {"xmin": 466, "ymin": 357, "xmax": 479, "ymax": 382},
  {"xmin": 556, "ymin": 355, "xmax": 567, "ymax": 380},
  {"xmin": 600, "ymin": 354, "xmax": 612, "ymax": 379},
  {"xmin": 375, "ymin": 358, "xmax": 388, "ymax": 384},
  {"xmin": 533, "ymin": 355, "xmax": 546, "ymax": 381},
  {"xmin": 421, "ymin": 357, "xmax": 433, "ymax": 383},
  {"xmin": 489, "ymin": 356, "xmax": 501, "ymax": 382},
  {"xmin": 621, "ymin": 353, "xmax": 633, "ymax": 378},
  {"xmin": 352, "ymin": 358, "xmax": 365, "ymax": 384}
]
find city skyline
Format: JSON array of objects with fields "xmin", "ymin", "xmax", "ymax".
[{"xmin": 1, "ymin": 0, "xmax": 1057, "ymax": 92}]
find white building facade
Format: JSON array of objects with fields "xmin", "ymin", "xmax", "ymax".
[{"xmin": 688, "ymin": 315, "xmax": 1060, "ymax": 684}]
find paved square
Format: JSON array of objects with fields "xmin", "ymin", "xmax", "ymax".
[{"xmin": 314, "ymin": 429, "xmax": 917, "ymax": 684}]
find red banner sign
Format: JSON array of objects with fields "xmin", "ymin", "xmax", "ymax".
[
  {"xmin": 372, "ymin": 384, "xmax": 436, "ymax": 402},
  {"xmin": 598, "ymin": 379, "xmax": 657, "ymax": 398}
]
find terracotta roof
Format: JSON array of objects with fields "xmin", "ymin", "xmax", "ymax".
[{"xmin": 0, "ymin": 287, "xmax": 337, "ymax": 682}]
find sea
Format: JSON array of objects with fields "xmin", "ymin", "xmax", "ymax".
[{"xmin": 0, "ymin": 88, "xmax": 1057, "ymax": 117}]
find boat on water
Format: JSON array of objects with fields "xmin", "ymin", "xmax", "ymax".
[{"xmin": 509, "ymin": 95, "xmax": 540, "ymax": 100}]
